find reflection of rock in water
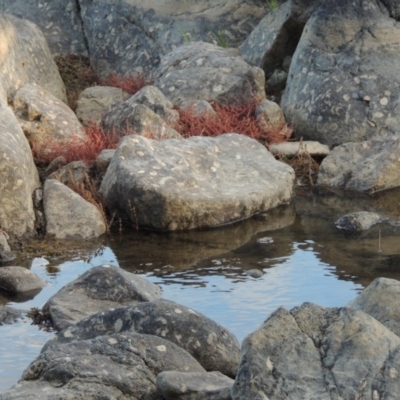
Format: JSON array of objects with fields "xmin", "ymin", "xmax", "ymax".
[{"xmin": 108, "ymin": 203, "xmax": 296, "ymax": 273}]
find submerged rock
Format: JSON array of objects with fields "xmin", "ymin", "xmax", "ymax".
[
  {"xmin": 43, "ymin": 265, "xmax": 162, "ymax": 331},
  {"xmin": 335, "ymin": 211, "xmax": 387, "ymax": 231},
  {"xmin": 100, "ymin": 133, "xmax": 294, "ymax": 231}
]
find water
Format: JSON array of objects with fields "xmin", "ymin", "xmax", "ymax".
[{"xmin": 2, "ymin": 187, "xmax": 400, "ymax": 392}]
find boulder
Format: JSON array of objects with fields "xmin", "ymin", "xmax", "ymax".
[
  {"xmin": 76, "ymin": 86, "xmax": 129, "ymax": 125},
  {"xmin": 232, "ymin": 303, "xmax": 400, "ymax": 399},
  {"xmin": 0, "ymin": 103, "xmax": 40, "ymax": 237},
  {"xmin": 0, "ymin": 12, "xmax": 66, "ymax": 103},
  {"xmin": 0, "ymin": 267, "xmax": 45, "ymax": 293},
  {"xmin": 95, "ymin": 149, "xmax": 116, "ymax": 174},
  {"xmin": 0, "ymin": 231, "xmax": 15, "ymax": 263},
  {"xmin": 269, "ymin": 140, "xmax": 330, "ymax": 157},
  {"xmin": 317, "ymin": 136, "xmax": 400, "ymax": 193},
  {"xmin": 99, "ymin": 134, "xmax": 294, "ymax": 230},
  {"xmin": 154, "ymin": 42, "xmax": 266, "ymax": 106},
  {"xmin": 0, "ymin": 306, "xmax": 22, "ymax": 325},
  {"xmin": 281, "ymin": 0, "xmax": 400, "ymax": 146},
  {"xmin": 348, "ymin": 277, "xmax": 400, "ymax": 337},
  {"xmin": 45, "ymin": 298, "xmax": 240, "ymax": 378},
  {"xmin": 47, "ymin": 161, "xmax": 91, "ymax": 185},
  {"xmin": 179, "ymin": 100, "xmax": 218, "ymax": 120},
  {"xmin": 43, "ymin": 264, "xmax": 162, "ymax": 331},
  {"xmin": 77, "ymin": 0, "xmax": 266, "ymax": 79},
  {"xmin": 335, "ymin": 211, "xmax": 387, "ymax": 232},
  {"xmin": 12, "ymin": 84, "xmax": 86, "ymax": 146},
  {"xmin": 101, "ymin": 103, "xmax": 181, "ymax": 139},
  {"xmin": 43, "ymin": 179, "xmax": 106, "ymax": 240},
  {"xmin": 157, "ymin": 371, "xmax": 234, "ymax": 400},
  {"xmin": 1, "ymin": 333, "xmax": 205, "ymax": 400},
  {"xmin": 255, "ymin": 99, "xmax": 291, "ymax": 135},
  {"xmin": 0, "ymin": 0, "xmax": 87, "ymax": 55}
]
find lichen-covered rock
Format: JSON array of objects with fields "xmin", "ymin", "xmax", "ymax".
[
  {"xmin": 0, "ymin": 103, "xmax": 40, "ymax": 237},
  {"xmin": 43, "ymin": 265, "xmax": 162, "ymax": 331},
  {"xmin": 0, "ymin": 0, "xmax": 87, "ymax": 56},
  {"xmin": 157, "ymin": 371, "xmax": 234, "ymax": 400},
  {"xmin": 155, "ymin": 42, "xmax": 266, "ymax": 106},
  {"xmin": 43, "ymin": 179, "xmax": 106, "ymax": 240},
  {"xmin": 335, "ymin": 211, "xmax": 387, "ymax": 231},
  {"xmin": 281, "ymin": 0, "xmax": 400, "ymax": 146},
  {"xmin": 233, "ymin": 303, "xmax": 400, "ymax": 399},
  {"xmin": 76, "ymin": 86, "xmax": 129, "ymax": 125},
  {"xmin": 317, "ymin": 137, "xmax": 400, "ymax": 193},
  {"xmin": 99, "ymin": 134, "xmax": 294, "ymax": 230},
  {"xmin": 13, "ymin": 84, "xmax": 86, "ymax": 146},
  {"xmin": 77, "ymin": 0, "xmax": 266, "ymax": 79},
  {"xmin": 1, "ymin": 333, "xmax": 205, "ymax": 400},
  {"xmin": 45, "ymin": 299, "xmax": 240, "ymax": 378},
  {"xmin": 0, "ymin": 12, "xmax": 66, "ymax": 103},
  {"xmin": 0, "ymin": 267, "xmax": 45, "ymax": 293}
]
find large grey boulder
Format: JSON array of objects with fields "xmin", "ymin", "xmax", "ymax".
[
  {"xmin": 43, "ymin": 179, "xmax": 106, "ymax": 240},
  {"xmin": 78, "ymin": 0, "xmax": 266, "ymax": 79},
  {"xmin": 0, "ymin": 12, "xmax": 66, "ymax": 103},
  {"xmin": 43, "ymin": 265, "xmax": 162, "ymax": 331},
  {"xmin": 12, "ymin": 84, "xmax": 86, "ymax": 146},
  {"xmin": 0, "ymin": 0, "xmax": 87, "ymax": 56},
  {"xmin": 155, "ymin": 42, "xmax": 266, "ymax": 106},
  {"xmin": 232, "ymin": 303, "xmax": 400, "ymax": 399},
  {"xmin": 348, "ymin": 277, "xmax": 400, "ymax": 337},
  {"xmin": 157, "ymin": 371, "xmax": 234, "ymax": 400},
  {"xmin": 317, "ymin": 136, "xmax": 400, "ymax": 193},
  {"xmin": 45, "ymin": 299, "xmax": 240, "ymax": 378},
  {"xmin": 100, "ymin": 134, "xmax": 294, "ymax": 231},
  {"xmin": 281, "ymin": 0, "xmax": 400, "ymax": 146},
  {"xmin": 0, "ymin": 267, "xmax": 45, "ymax": 293},
  {"xmin": 0, "ymin": 333, "xmax": 205, "ymax": 400},
  {"xmin": 0, "ymin": 103, "xmax": 40, "ymax": 237}
]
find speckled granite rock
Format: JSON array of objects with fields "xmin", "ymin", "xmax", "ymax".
[
  {"xmin": 0, "ymin": 333, "xmax": 205, "ymax": 400},
  {"xmin": 0, "ymin": 12, "xmax": 66, "ymax": 103},
  {"xmin": 99, "ymin": 133, "xmax": 294, "ymax": 230},
  {"xmin": 154, "ymin": 42, "xmax": 266, "ymax": 106},
  {"xmin": 43, "ymin": 265, "xmax": 162, "ymax": 331},
  {"xmin": 281, "ymin": 0, "xmax": 400, "ymax": 146},
  {"xmin": 44, "ymin": 298, "xmax": 240, "ymax": 378}
]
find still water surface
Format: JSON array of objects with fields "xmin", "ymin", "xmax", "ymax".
[{"xmin": 2, "ymin": 187, "xmax": 400, "ymax": 392}]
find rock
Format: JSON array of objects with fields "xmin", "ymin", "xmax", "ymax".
[
  {"xmin": 155, "ymin": 42, "xmax": 266, "ymax": 106},
  {"xmin": 1, "ymin": 332, "xmax": 205, "ymax": 400},
  {"xmin": 180, "ymin": 100, "xmax": 218, "ymax": 120},
  {"xmin": 99, "ymin": 134, "xmax": 294, "ymax": 230},
  {"xmin": 348, "ymin": 277, "xmax": 400, "ymax": 337},
  {"xmin": 0, "ymin": 12, "xmax": 66, "ymax": 103},
  {"xmin": 12, "ymin": 84, "xmax": 86, "ymax": 146},
  {"xmin": 317, "ymin": 137, "xmax": 400, "ymax": 193},
  {"xmin": 157, "ymin": 371, "xmax": 234, "ymax": 400},
  {"xmin": 0, "ymin": 0, "xmax": 87, "ymax": 56},
  {"xmin": 45, "ymin": 298, "xmax": 240, "ymax": 378},
  {"xmin": 0, "ymin": 103, "xmax": 40, "ymax": 237},
  {"xmin": 255, "ymin": 99, "xmax": 290, "ymax": 135},
  {"xmin": 269, "ymin": 141, "xmax": 330, "ymax": 157},
  {"xmin": 95, "ymin": 149, "xmax": 116, "ymax": 174},
  {"xmin": 44, "ymin": 155, "xmax": 67, "ymax": 175},
  {"xmin": 43, "ymin": 179, "xmax": 106, "ymax": 240},
  {"xmin": 240, "ymin": 0, "xmax": 323, "ymax": 77},
  {"xmin": 281, "ymin": 0, "xmax": 400, "ymax": 146},
  {"xmin": 77, "ymin": 0, "xmax": 266, "ymax": 79},
  {"xmin": 232, "ymin": 303, "xmax": 400, "ymax": 399},
  {"xmin": 43, "ymin": 264, "xmax": 162, "ymax": 331},
  {"xmin": 47, "ymin": 161, "xmax": 91, "ymax": 185},
  {"xmin": 76, "ymin": 86, "xmax": 129, "ymax": 126},
  {"xmin": 335, "ymin": 211, "xmax": 387, "ymax": 232},
  {"xmin": 0, "ymin": 306, "xmax": 22, "ymax": 325},
  {"xmin": 0, "ymin": 267, "xmax": 45, "ymax": 293},
  {"xmin": 0, "ymin": 231, "xmax": 15, "ymax": 263},
  {"xmin": 101, "ymin": 102, "xmax": 181, "ymax": 139},
  {"xmin": 245, "ymin": 269, "xmax": 264, "ymax": 279}
]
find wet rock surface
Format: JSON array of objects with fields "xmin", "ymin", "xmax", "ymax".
[
  {"xmin": 0, "ymin": 267, "xmax": 45, "ymax": 293},
  {"xmin": 43, "ymin": 265, "xmax": 162, "ymax": 331},
  {"xmin": 335, "ymin": 211, "xmax": 387, "ymax": 232},
  {"xmin": 0, "ymin": 306, "xmax": 22, "ymax": 325}
]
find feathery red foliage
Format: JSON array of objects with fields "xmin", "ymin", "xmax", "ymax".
[
  {"xmin": 103, "ymin": 73, "xmax": 153, "ymax": 95},
  {"xmin": 175, "ymin": 101, "xmax": 290, "ymax": 145},
  {"xmin": 31, "ymin": 124, "xmax": 122, "ymax": 166}
]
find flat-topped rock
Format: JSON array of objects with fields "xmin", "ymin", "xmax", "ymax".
[
  {"xmin": 99, "ymin": 133, "xmax": 294, "ymax": 230},
  {"xmin": 0, "ymin": 267, "xmax": 45, "ymax": 293}
]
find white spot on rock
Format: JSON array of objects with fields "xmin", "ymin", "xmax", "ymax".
[
  {"xmin": 156, "ymin": 345, "xmax": 166, "ymax": 352},
  {"xmin": 108, "ymin": 338, "xmax": 118, "ymax": 345},
  {"xmin": 380, "ymin": 97, "xmax": 388, "ymax": 106},
  {"xmin": 174, "ymin": 308, "xmax": 182, "ymax": 314}
]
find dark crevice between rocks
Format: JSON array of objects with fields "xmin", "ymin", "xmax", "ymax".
[
  {"xmin": 379, "ymin": 0, "xmax": 400, "ymax": 20},
  {"xmin": 75, "ymin": 0, "xmax": 91, "ymax": 58}
]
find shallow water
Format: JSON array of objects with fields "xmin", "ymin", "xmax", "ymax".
[{"xmin": 2, "ymin": 187, "xmax": 400, "ymax": 392}]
